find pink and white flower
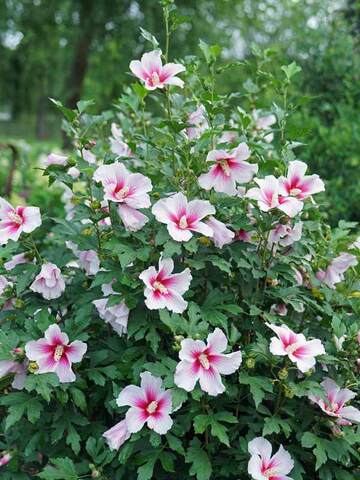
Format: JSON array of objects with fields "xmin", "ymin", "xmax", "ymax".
[
  {"xmin": 248, "ymin": 437, "xmax": 294, "ymax": 480},
  {"xmin": 0, "ymin": 453, "xmax": 11, "ymax": 468},
  {"xmin": 0, "ymin": 197, "xmax": 41, "ymax": 244},
  {"xmin": 219, "ymin": 130, "xmax": 237, "ymax": 144},
  {"xmin": 270, "ymin": 303, "xmax": 288, "ymax": 317},
  {"xmin": 82, "ymin": 148, "xmax": 97, "ymax": 164},
  {"xmin": 316, "ymin": 253, "xmax": 358, "ymax": 289},
  {"xmin": 266, "ymin": 323, "xmax": 325, "ymax": 373},
  {"xmin": 93, "ymin": 162, "xmax": 152, "ymax": 231},
  {"xmin": 174, "ymin": 328, "xmax": 242, "ymax": 396},
  {"xmin": 93, "ymin": 298, "xmax": 129, "ymax": 336},
  {"xmin": 116, "ymin": 372, "xmax": 173, "ymax": 435},
  {"xmin": 152, "ymin": 192, "xmax": 215, "ymax": 242},
  {"xmin": 253, "ymin": 110, "xmax": 276, "ymax": 143},
  {"xmin": 68, "ymin": 166, "xmax": 80, "ymax": 179},
  {"xmin": 139, "ymin": 257, "xmax": 192, "ymax": 314},
  {"xmin": 0, "ymin": 359, "xmax": 27, "ymax": 390},
  {"xmin": 279, "ymin": 160, "xmax": 325, "ymax": 200},
  {"xmin": 198, "ymin": 143, "xmax": 258, "ymax": 196},
  {"xmin": 205, "ymin": 216, "xmax": 234, "ymax": 248},
  {"xmin": 4, "ymin": 253, "xmax": 31, "ymax": 271},
  {"xmin": 0, "ymin": 275, "xmax": 12, "ymax": 295},
  {"xmin": 25, "ymin": 324, "xmax": 87, "ymax": 383},
  {"xmin": 44, "ymin": 153, "xmax": 68, "ymax": 167},
  {"xmin": 78, "ymin": 250, "xmax": 100, "ymax": 276},
  {"xmin": 309, "ymin": 378, "xmax": 360, "ymax": 425},
  {"xmin": 109, "ymin": 123, "xmax": 132, "ymax": 157},
  {"xmin": 103, "ymin": 419, "xmax": 131, "ymax": 451},
  {"xmin": 130, "ymin": 50, "xmax": 185, "ymax": 90},
  {"xmin": 268, "ymin": 222, "xmax": 302, "ymax": 249},
  {"xmin": 30, "ymin": 263, "xmax": 65, "ymax": 300},
  {"xmin": 186, "ymin": 105, "xmax": 208, "ymax": 140},
  {"xmin": 234, "ymin": 229, "xmax": 254, "ymax": 243},
  {"xmin": 117, "ymin": 203, "xmax": 149, "ymax": 232},
  {"xmin": 246, "ymin": 176, "xmax": 303, "ymax": 218}
]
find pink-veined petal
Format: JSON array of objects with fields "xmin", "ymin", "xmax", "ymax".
[
  {"xmin": 248, "ymin": 436, "xmax": 272, "ymax": 462},
  {"xmin": 25, "ymin": 339, "xmax": 52, "ymax": 361},
  {"xmin": 179, "ymin": 339, "xmax": 206, "ymax": 361},
  {"xmin": 211, "ymin": 351, "xmax": 242, "ymax": 375},
  {"xmin": 174, "ymin": 359, "xmax": 200, "ymax": 391},
  {"xmin": 206, "ymin": 328, "xmax": 228, "ymax": 354},
  {"xmin": 103, "ymin": 420, "xmax": 131, "ymax": 450},
  {"xmin": 129, "ymin": 60, "xmax": 147, "ymax": 81},
  {"xmin": 147, "ymin": 411, "xmax": 173, "ymax": 434},
  {"xmin": 66, "ymin": 340, "xmax": 87, "ymax": 363},
  {"xmin": 117, "ymin": 385, "xmax": 146, "ymax": 407},
  {"xmin": 55, "ymin": 356, "xmax": 76, "ymax": 383},
  {"xmin": 44, "ymin": 324, "xmax": 69, "ymax": 346},
  {"xmin": 198, "ymin": 367, "xmax": 225, "ymax": 396},
  {"xmin": 125, "ymin": 407, "xmax": 147, "ymax": 433}
]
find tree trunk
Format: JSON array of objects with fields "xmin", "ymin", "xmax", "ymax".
[{"xmin": 63, "ymin": 0, "xmax": 96, "ymax": 147}]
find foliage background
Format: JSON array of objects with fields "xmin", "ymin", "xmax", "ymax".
[{"xmin": 0, "ymin": 0, "xmax": 360, "ymax": 224}]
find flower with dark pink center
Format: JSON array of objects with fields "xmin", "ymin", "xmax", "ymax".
[
  {"xmin": 279, "ymin": 160, "xmax": 324, "ymax": 200},
  {"xmin": 152, "ymin": 192, "xmax": 215, "ymax": 242},
  {"xmin": 174, "ymin": 328, "xmax": 242, "ymax": 396},
  {"xmin": 25, "ymin": 324, "xmax": 87, "ymax": 383},
  {"xmin": 309, "ymin": 378, "xmax": 360, "ymax": 425},
  {"xmin": 266, "ymin": 323, "xmax": 325, "ymax": 373},
  {"xmin": 198, "ymin": 143, "xmax": 258, "ymax": 196},
  {"xmin": 139, "ymin": 257, "xmax": 192, "ymax": 313},
  {"xmin": 130, "ymin": 50, "xmax": 185, "ymax": 90},
  {"xmin": 116, "ymin": 372, "xmax": 173, "ymax": 435},
  {"xmin": 0, "ymin": 197, "xmax": 41, "ymax": 245},
  {"xmin": 246, "ymin": 175, "xmax": 303, "ymax": 218},
  {"xmin": 248, "ymin": 437, "xmax": 294, "ymax": 480}
]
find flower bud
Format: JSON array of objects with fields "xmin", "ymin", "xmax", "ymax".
[
  {"xmin": 12, "ymin": 347, "xmax": 24, "ymax": 358},
  {"xmin": 283, "ymin": 385, "xmax": 294, "ymax": 398},
  {"xmin": 14, "ymin": 298, "xmax": 25, "ymax": 309},
  {"xmin": 67, "ymin": 158, "xmax": 77, "ymax": 167},
  {"xmin": 266, "ymin": 278, "xmax": 279, "ymax": 287},
  {"xmin": 85, "ymin": 140, "xmax": 96, "ymax": 149},
  {"xmin": 82, "ymin": 227, "xmax": 93, "ymax": 236},
  {"xmin": 278, "ymin": 368, "xmax": 288, "ymax": 380},
  {"xmin": 90, "ymin": 200, "xmax": 101, "ymax": 210},
  {"xmin": 304, "ymin": 368, "xmax": 314, "ymax": 377},
  {"xmin": 28, "ymin": 361, "xmax": 39, "ymax": 373},
  {"xmin": 194, "ymin": 333, "xmax": 202, "ymax": 340},
  {"xmin": 198, "ymin": 236, "xmax": 211, "ymax": 246},
  {"xmin": 174, "ymin": 335, "xmax": 184, "ymax": 343},
  {"xmin": 331, "ymin": 425, "xmax": 344, "ymax": 437},
  {"xmin": 245, "ymin": 357, "xmax": 256, "ymax": 369}
]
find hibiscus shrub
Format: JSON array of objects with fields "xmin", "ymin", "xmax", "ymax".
[{"xmin": 1, "ymin": 4, "xmax": 360, "ymax": 480}]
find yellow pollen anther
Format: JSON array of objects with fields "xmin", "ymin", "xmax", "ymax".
[
  {"xmin": 178, "ymin": 215, "xmax": 188, "ymax": 229},
  {"xmin": 8, "ymin": 212, "xmax": 22, "ymax": 225},
  {"xmin": 151, "ymin": 72, "xmax": 160, "ymax": 86},
  {"xmin": 153, "ymin": 281, "xmax": 168, "ymax": 294},
  {"xmin": 54, "ymin": 345, "xmax": 64, "ymax": 361},
  {"xmin": 198, "ymin": 353, "xmax": 210, "ymax": 370},
  {"xmin": 290, "ymin": 187, "xmax": 302, "ymax": 196},
  {"xmin": 146, "ymin": 400, "xmax": 158, "ymax": 414},
  {"xmin": 264, "ymin": 467, "xmax": 278, "ymax": 477},
  {"xmin": 220, "ymin": 159, "xmax": 231, "ymax": 176}
]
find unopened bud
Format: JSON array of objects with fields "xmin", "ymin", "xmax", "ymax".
[
  {"xmin": 283, "ymin": 385, "xmax": 294, "ymax": 398},
  {"xmin": 174, "ymin": 335, "xmax": 184, "ymax": 343},
  {"xmin": 172, "ymin": 343, "xmax": 181, "ymax": 352},
  {"xmin": 85, "ymin": 140, "xmax": 96, "ymax": 149},
  {"xmin": 90, "ymin": 200, "xmax": 101, "ymax": 210},
  {"xmin": 67, "ymin": 158, "xmax": 76, "ymax": 167},
  {"xmin": 198, "ymin": 236, "xmax": 211, "ymax": 246},
  {"xmin": 82, "ymin": 227, "xmax": 93, "ymax": 236},
  {"xmin": 194, "ymin": 333, "xmax": 202, "ymax": 340},
  {"xmin": 304, "ymin": 368, "xmax": 314, "ymax": 377},
  {"xmin": 14, "ymin": 298, "xmax": 25, "ymax": 309},
  {"xmin": 12, "ymin": 347, "xmax": 24, "ymax": 357},
  {"xmin": 278, "ymin": 368, "xmax": 288, "ymax": 380},
  {"xmin": 245, "ymin": 357, "xmax": 256, "ymax": 369},
  {"xmin": 266, "ymin": 278, "xmax": 279, "ymax": 287},
  {"xmin": 331, "ymin": 425, "xmax": 344, "ymax": 437},
  {"xmin": 28, "ymin": 361, "xmax": 39, "ymax": 373}
]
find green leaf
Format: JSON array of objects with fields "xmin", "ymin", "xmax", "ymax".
[
  {"xmin": 281, "ymin": 62, "xmax": 302, "ymax": 81},
  {"xmin": 186, "ymin": 439, "xmax": 212, "ymax": 480},
  {"xmin": 76, "ymin": 99, "xmax": 95, "ymax": 113},
  {"xmin": 239, "ymin": 372, "xmax": 273, "ymax": 408},
  {"xmin": 210, "ymin": 420, "xmax": 230, "ymax": 447},
  {"xmin": 139, "ymin": 28, "xmax": 159, "ymax": 48},
  {"xmin": 37, "ymin": 457, "xmax": 78, "ymax": 480},
  {"xmin": 262, "ymin": 416, "xmax": 291, "ymax": 438},
  {"xmin": 207, "ymin": 256, "xmax": 231, "ymax": 273},
  {"xmin": 137, "ymin": 457, "xmax": 157, "ymax": 480},
  {"xmin": 199, "ymin": 39, "xmax": 221, "ymax": 63},
  {"xmin": 49, "ymin": 98, "xmax": 77, "ymax": 122}
]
